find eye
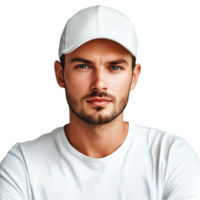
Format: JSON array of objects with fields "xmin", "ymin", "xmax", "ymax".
[
  {"xmin": 76, "ymin": 65, "xmax": 123, "ymax": 71},
  {"xmin": 111, "ymin": 66, "xmax": 123, "ymax": 71},
  {"xmin": 76, "ymin": 65, "xmax": 87, "ymax": 69}
]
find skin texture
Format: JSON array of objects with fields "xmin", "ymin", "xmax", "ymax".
[{"xmin": 54, "ymin": 39, "xmax": 141, "ymax": 158}]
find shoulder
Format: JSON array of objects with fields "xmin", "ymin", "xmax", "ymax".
[{"xmin": 1, "ymin": 126, "xmax": 63, "ymax": 169}]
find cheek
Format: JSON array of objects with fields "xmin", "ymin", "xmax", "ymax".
[
  {"xmin": 64, "ymin": 70, "xmax": 132, "ymax": 96},
  {"xmin": 111, "ymin": 73, "xmax": 131, "ymax": 93},
  {"xmin": 65, "ymin": 72, "xmax": 89, "ymax": 93}
]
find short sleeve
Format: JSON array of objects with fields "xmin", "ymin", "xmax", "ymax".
[
  {"xmin": 162, "ymin": 138, "xmax": 200, "ymax": 200},
  {"xmin": 0, "ymin": 143, "xmax": 31, "ymax": 200}
]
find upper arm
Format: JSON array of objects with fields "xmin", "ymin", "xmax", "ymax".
[
  {"xmin": 162, "ymin": 138, "xmax": 200, "ymax": 200},
  {"xmin": 0, "ymin": 143, "xmax": 31, "ymax": 200}
]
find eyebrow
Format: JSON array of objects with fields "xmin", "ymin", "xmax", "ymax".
[{"xmin": 69, "ymin": 57, "xmax": 129, "ymax": 65}]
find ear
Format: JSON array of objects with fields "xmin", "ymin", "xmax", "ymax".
[
  {"xmin": 53, "ymin": 60, "xmax": 64, "ymax": 90},
  {"xmin": 130, "ymin": 63, "xmax": 141, "ymax": 91}
]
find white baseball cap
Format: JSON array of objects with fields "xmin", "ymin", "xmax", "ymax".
[{"xmin": 58, "ymin": 5, "xmax": 138, "ymax": 59}]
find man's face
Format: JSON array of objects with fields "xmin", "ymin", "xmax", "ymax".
[{"xmin": 61, "ymin": 39, "xmax": 134, "ymax": 125}]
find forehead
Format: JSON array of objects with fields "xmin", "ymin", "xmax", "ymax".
[
  {"xmin": 65, "ymin": 39, "xmax": 132, "ymax": 61},
  {"xmin": 77, "ymin": 38, "xmax": 130, "ymax": 51}
]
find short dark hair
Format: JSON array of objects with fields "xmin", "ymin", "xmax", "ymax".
[{"xmin": 60, "ymin": 54, "xmax": 136, "ymax": 71}]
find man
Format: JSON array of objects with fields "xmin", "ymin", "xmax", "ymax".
[
  {"xmin": 56, "ymin": 36, "xmax": 137, "ymax": 156},
  {"xmin": 0, "ymin": 5, "xmax": 200, "ymax": 200}
]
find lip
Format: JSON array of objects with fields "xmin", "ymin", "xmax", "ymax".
[
  {"xmin": 87, "ymin": 101, "xmax": 111, "ymax": 106},
  {"xmin": 87, "ymin": 97, "xmax": 111, "ymax": 102}
]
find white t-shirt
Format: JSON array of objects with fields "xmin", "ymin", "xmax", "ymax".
[{"xmin": 1, "ymin": 121, "xmax": 200, "ymax": 200}]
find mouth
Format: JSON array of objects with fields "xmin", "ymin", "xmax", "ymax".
[{"xmin": 86, "ymin": 100, "xmax": 111, "ymax": 106}]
